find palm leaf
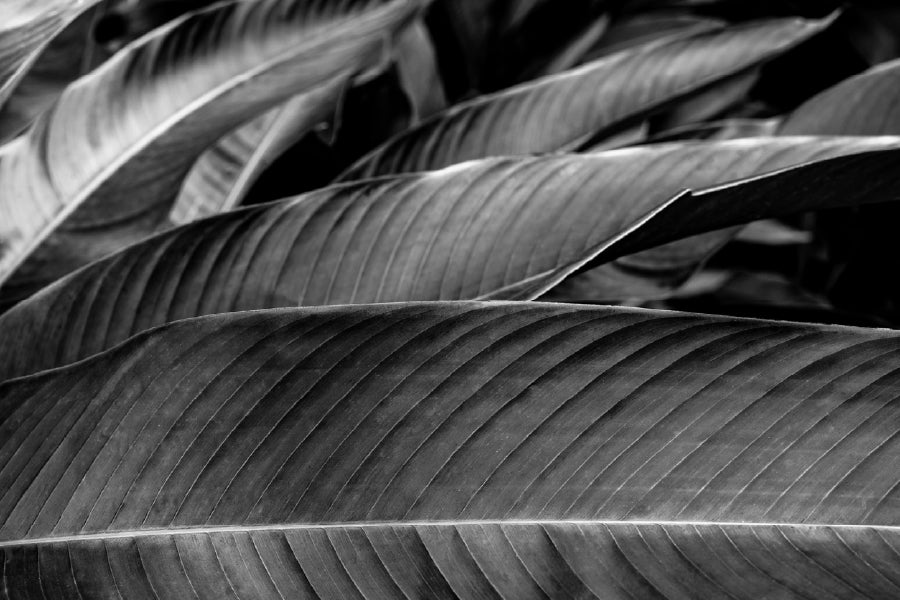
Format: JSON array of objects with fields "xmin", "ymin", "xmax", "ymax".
[
  {"xmin": 2, "ymin": 136, "xmax": 898, "ymax": 381},
  {"xmin": 2, "ymin": 302, "xmax": 899, "ymax": 598},
  {"xmin": 338, "ymin": 15, "xmax": 831, "ymax": 181},
  {"xmin": 0, "ymin": 0, "xmax": 422, "ymax": 308}
]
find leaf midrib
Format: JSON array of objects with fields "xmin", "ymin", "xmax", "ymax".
[{"xmin": 4, "ymin": 519, "xmax": 897, "ymax": 547}]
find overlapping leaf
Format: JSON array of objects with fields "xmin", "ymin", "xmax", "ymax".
[
  {"xmin": 554, "ymin": 59, "xmax": 900, "ymax": 304},
  {"xmin": 0, "ymin": 0, "xmax": 422, "ymax": 309},
  {"xmin": 780, "ymin": 57, "xmax": 900, "ymax": 135},
  {"xmin": 0, "ymin": 0, "xmax": 103, "ymax": 114},
  {"xmin": 584, "ymin": 12, "xmax": 723, "ymax": 59},
  {"xmin": 2, "ymin": 302, "xmax": 899, "ymax": 598},
  {"xmin": 488, "ymin": 141, "xmax": 900, "ymax": 301},
  {"xmin": 0, "ymin": 0, "xmax": 228, "ymax": 144},
  {"xmin": 2, "ymin": 136, "xmax": 899, "ymax": 381},
  {"xmin": 338, "ymin": 15, "xmax": 831, "ymax": 180},
  {"xmin": 171, "ymin": 75, "xmax": 350, "ymax": 225}
]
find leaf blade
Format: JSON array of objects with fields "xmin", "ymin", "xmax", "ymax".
[
  {"xmin": 1, "ymin": 302, "xmax": 900, "ymax": 596},
  {"xmin": 339, "ymin": 15, "xmax": 833, "ymax": 180},
  {"xmin": 0, "ymin": 0, "xmax": 422, "ymax": 304},
  {"xmin": 1, "ymin": 136, "xmax": 899, "ymax": 381}
]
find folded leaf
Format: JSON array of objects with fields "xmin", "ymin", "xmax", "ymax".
[
  {"xmin": 2, "ymin": 136, "xmax": 898, "ymax": 381},
  {"xmin": 487, "ymin": 140, "xmax": 900, "ymax": 300},
  {"xmin": 0, "ymin": 0, "xmax": 102, "ymax": 113},
  {"xmin": 338, "ymin": 15, "xmax": 832, "ymax": 180},
  {"xmin": 780, "ymin": 58, "xmax": 900, "ymax": 135},
  {"xmin": 2, "ymin": 302, "xmax": 900, "ymax": 598},
  {"xmin": 171, "ymin": 75, "xmax": 350, "ymax": 225},
  {"xmin": 0, "ymin": 0, "xmax": 227, "ymax": 144},
  {"xmin": 0, "ymin": 0, "xmax": 422, "ymax": 308}
]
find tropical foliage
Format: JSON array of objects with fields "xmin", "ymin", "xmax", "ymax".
[{"xmin": 2, "ymin": 0, "xmax": 900, "ymax": 598}]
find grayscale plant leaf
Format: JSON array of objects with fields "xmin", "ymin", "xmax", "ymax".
[
  {"xmin": 338, "ymin": 15, "xmax": 831, "ymax": 181},
  {"xmin": 0, "ymin": 0, "xmax": 422, "ymax": 308},
  {"xmin": 171, "ymin": 75, "xmax": 350, "ymax": 225},
  {"xmin": 2, "ymin": 302, "xmax": 899, "ymax": 598},
  {"xmin": 1, "ymin": 136, "xmax": 898, "ymax": 381}
]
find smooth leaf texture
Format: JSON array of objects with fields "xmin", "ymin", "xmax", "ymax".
[
  {"xmin": 780, "ymin": 58, "xmax": 900, "ymax": 136},
  {"xmin": 1, "ymin": 136, "xmax": 899, "ymax": 382},
  {"xmin": 2, "ymin": 302, "xmax": 900, "ymax": 598},
  {"xmin": 0, "ymin": 0, "xmax": 422, "ymax": 307},
  {"xmin": 338, "ymin": 15, "xmax": 831, "ymax": 180},
  {"xmin": 171, "ymin": 75, "xmax": 350, "ymax": 225}
]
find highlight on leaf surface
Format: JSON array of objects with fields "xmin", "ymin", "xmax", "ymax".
[
  {"xmin": 1, "ymin": 136, "xmax": 899, "ymax": 382},
  {"xmin": 1, "ymin": 302, "xmax": 900, "ymax": 598},
  {"xmin": 0, "ymin": 0, "xmax": 423, "ymax": 310},
  {"xmin": 338, "ymin": 13, "xmax": 833, "ymax": 180},
  {"xmin": 0, "ymin": 0, "xmax": 103, "ymax": 113}
]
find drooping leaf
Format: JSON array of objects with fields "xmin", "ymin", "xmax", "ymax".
[
  {"xmin": 2, "ymin": 302, "xmax": 900, "ymax": 598},
  {"xmin": 171, "ymin": 75, "xmax": 350, "ymax": 225},
  {"xmin": 780, "ymin": 58, "xmax": 900, "ymax": 135},
  {"xmin": 0, "ymin": 0, "xmax": 423, "ymax": 309},
  {"xmin": 338, "ymin": 15, "xmax": 832, "ymax": 181},
  {"xmin": 2, "ymin": 136, "xmax": 899, "ymax": 381}
]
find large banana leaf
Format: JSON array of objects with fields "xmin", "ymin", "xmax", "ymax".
[
  {"xmin": 2, "ymin": 302, "xmax": 899, "ymax": 598},
  {"xmin": 780, "ymin": 58, "xmax": 900, "ymax": 135},
  {"xmin": 2, "ymin": 136, "xmax": 899, "ymax": 382},
  {"xmin": 0, "ymin": 0, "xmax": 422, "ymax": 308},
  {"xmin": 337, "ymin": 15, "xmax": 831, "ymax": 181}
]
